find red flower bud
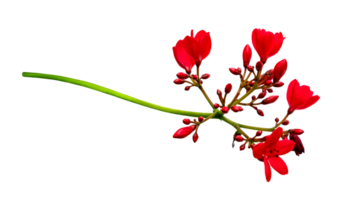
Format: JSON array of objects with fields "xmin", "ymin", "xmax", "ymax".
[
  {"xmin": 267, "ymin": 88, "xmax": 273, "ymax": 93},
  {"xmin": 257, "ymin": 91, "xmax": 267, "ymax": 99},
  {"xmin": 266, "ymin": 69, "xmax": 274, "ymax": 76},
  {"xmin": 216, "ymin": 87, "xmax": 223, "ymax": 102},
  {"xmin": 240, "ymin": 144, "xmax": 246, "ymax": 151},
  {"xmin": 225, "ymin": 83, "xmax": 232, "ymax": 94},
  {"xmin": 243, "ymin": 44, "xmax": 252, "ymax": 67},
  {"xmin": 273, "ymin": 59, "xmax": 287, "ymax": 83},
  {"xmin": 183, "ymin": 84, "xmax": 192, "ymax": 93},
  {"xmin": 292, "ymin": 129, "xmax": 304, "ymax": 135},
  {"xmin": 173, "ymin": 125, "xmax": 197, "ymax": 138},
  {"xmin": 183, "ymin": 118, "xmax": 191, "ymax": 125},
  {"xmin": 192, "ymin": 74, "xmax": 198, "ymax": 80},
  {"xmin": 289, "ymin": 134, "xmax": 304, "ymax": 156},
  {"xmin": 177, "ymin": 72, "xmax": 189, "ymax": 79},
  {"xmin": 283, "ymin": 120, "xmax": 289, "ymax": 125},
  {"xmin": 265, "ymin": 80, "xmax": 272, "ymax": 86},
  {"xmin": 200, "ymin": 71, "xmax": 211, "ymax": 82},
  {"xmin": 273, "ymin": 80, "xmax": 285, "ymax": 89},
  {"xmin": 256, "ymin": 130, "xmax": 263, "ymax": 137},
  {"xmin": 228, "ymin": 65, "xmax": 242, "ymax": 77},
  {"xmin": 247, "ymin": 66, "xmax": 254, "ymax": 72},
  {"xmin": 200, "ymin": 80, "xmax": 203, "ymax": 84},
  {"xmin": 235, "ymin": 135, "xmax": 244, "ymax": 142},
  {"xmin": 261, "ymin": 95, "xmax": 279, "ymax": 105},
  {"xmin": 238, "ymin": 106, "xmax": 243, "ymax": 111},
  {"xmin": 274, "ymin": 115, "xmax": 280, "ymax": 123},
  {"xmin": 252, "ymin": 95, "xmax": 256, "ymax": 100},
  {"xmin": 198, "ymin": 116, "xmax": 204, "ymax": 122},
  {"xmin": 262, "ymin": 88, "xmax": 266, "ymax": 92},
  {"xmin": 257, "ymin": 109, "xmax": 264, "ymax": 116},
  {"xmin": 231, "ymin": 106, "xmax": 240, "ymax": 112},
  {"xmin": 213, "ymin": 103, "xmax": 220, "ymax": 108},
  {"xmin": 192, "ymin": 132, "xmax": 199, "ymax": 143},
  {"xmin": 174, "ymin": 79, "xmax": 185, "ymax": 85},
  {"xmin": 255, "ymin": 61, "xmax": 263, "ymax": 71},
  {"xmin": 249, "ymin": 81, "xmax": 255, "ymax": 86},
  {"xmin": 221, "ymin": 106, "xmax": 229, "ymax": 114}
]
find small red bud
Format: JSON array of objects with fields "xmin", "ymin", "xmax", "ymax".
[
  {"xmin": 247, "ymin": 66, "xmax": 254, "ymax": 72},
  {"xmin": 292, "ymin": 129, "xmax": 304, "ymax": 135},
  {"xmin": 265, "ymin": 80, "xmax": 272, "ymax": 86},
  {"xmin": 275, "ymin": 118, "xmax": 279, "ymax": 123},
  {"xmin": 273, "ymin": 82, "xmax": 284, "ymax": 87},
  {"xmin": 228, "ymin": 65, "xmax": 242, "ymax": 77},
  {"xmin": 201, "ymin": 73, "xmax": 210, "ymax": 79},
  {"xmin": 283, "ymin": 120, "xmax": 289, "ymax": 125},
  {"xmin": 255, "ymin": 61, "xmax": 263, "ymax": 71},
  {"xmin": 249, "ymin": 81, "xmax": 255, "ymax": 86},
  {"xmin": 225, "ymin": 83, "xmax": 232, "ymax": 94},
  {"xmin": 185, "ymin": 86, "xmax": 191, "ymax": 91},
  {"xmin": 256, "ymin": 130, "xmax": 263, "ymax": 137},
  {"xmin": 198, "ymin": 116, "xmax": 204, "ymax": 122},
  {"xmin": 235, "ymin": 135, "xmax": 244, "ymax": 142},
  {"xmin": 257, "ymin": 109, "xmax": 264, "ymax": 116},
  {"xmin": 192, "ymin": 132, "xmax": 199, "ymax": 143},
  {"xmin": 213, "ymin": 103, "xmax": 220, "ymax": 108},
  {"xmin": 243, "ymin": 44, "xmax": 252, "ymax": 67},
  {"xmin": 238, "ymin": 106, "xmax": 243, "ymax": 111},
  {"xmin": 217, "ymin": 89, "xmax": 222, "ymax": 96},
  {"xmin": 183, "ymin": 118, "xmax": 191, "ymax": 125},
  {"xmin": 200, "ymin": 80, "xmax": 203, "ymax": 84},
  {"xmin": 176, "ymin": 72, "xmax": 188, "ymax": 79},
  {"xmin": 221, "ymin": 106, "xmax": 229, "ymax": 114},
  {"xmin": 261, "ymin": 95, "xmax": 279, "ymax": 105},
  {"xmin": 231, "ymin": 106, "xmax": 240, "ymax": 112},
  {"xmin": 273, "ymin": 59, "xmax": 287, "ymax": 83},
  {"xmin": 252, "ymin": 95, "xmax": 256, "ymax": 100},
  {"xmin": 192, "ymin": 74, "xmax": 198, "ymax": 80},
  {"xmin": 257, "ymin": 91, "xmax": 267, "ymax": 99},
  {"xmin": 267, "ymin": 88, "xmax": 273, "ymax": 93},
  {"xmin": 174, "ymin": 79, "xmax": 185, "ymax": 85},
  {"xmin": 266, "ymin": 69, "xmax": 274, "ymax": 76},
  {"xmin": 262, "ymin": 88, "xmax": 266, "ymax": 92},
  {"xmin": 173, "ymin": 125, "xmax": 197, "ymax": 138},
  {"xmin": 240, "ymin": 144, "xmax": 246, "ymax": 151}
]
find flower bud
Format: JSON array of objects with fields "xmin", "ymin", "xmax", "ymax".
[
  {"xmin": 231, "ymin": 105, "xmax": 244, "ymax": 115},
  {"xmin": 283, "ymin": 120, "xmax": 289, "ymax": 125},
  {"xmin": 229, "ymin": 67, "xmax": 241, "ymax": 75},
  {"xmin": 274, "ymin": 115, "xmax": 280, "ymax": 123},
  {"xmin": 192, "ymin": 74, "xmax": 198, "ymax": 80},
  {"xmin": 200, "ymin": 80, "xmax": 203, "ymax": 84},
  {"xmin": 267, "ymin": 88, "xmax": 273, "ymax": 93},
  {"xmin": 221, "ymin": 106, "xmax": 229, "ymax": 114},
  {"xmin": 249, "ymin": 81, "xmax": 255, "ymax": 86},
  {"xmin": 256, "ymin": 130, "xmax": 263, "ymax": 137},
  {"xmin": 255, "ymin": 61, "xmax": 263, "ymax": 71},
  {"xmin": 200, "ymin": 71, "xmax": 211, "ymax": 82},
  {"xmin": 243, "ymin": 44, "xmax": 252, "ymax": 67},
  {"xmin": 265, "ymin": 80, "xmax": 272, "ymax": 86},
  {"xmin": 183, "ymin": 84, "xmax": 192, "ymax": 93},
  {"xmin": 257, "ymin": 91, "xmax": 267, "ymax": 99},
  {"xmin": 247, "ymin": 66, "xmax": 254, "ymax": 72},
  {"xmin": 262, "ymin": 88, "xmax": 266, "ymax": 92},
  {"xmin": 225, "ymin": 83, "xmax": 232, "ymax": 94},
  {"xmin": 177, "ymin": 72, "xmax": 188, "ymax": 79},
  {"xmin": 252, "ymin": 95, "xmax": 256, "ymax": 100},
  {"xmin": 240, "ymin": 144, "xmax": 246, "ymax": 151},
  {"xmin": 213, "ymin": 103, "xmax": 220, "ymax": 108},
  {"xmin": 173, "ymin": 125, "xmax": 197, "ymax": 138},
  {"xmin": 216, "ymin": 87, "xmax": 223, "ymax": 102},
  {"xmin": 174, "ymin": 79, "xmax": 185, "ymax": 85},
  {"xmin": 192, "ymin": 132, "xmax": 199, "ymax": 143},
  {"xmin": 289, "ymin": 134, "xmax": 305, "ymax": 156},
  {"xmin": 183, "ymin": 118, "xmax": 191, "ymax": 125},
  {"xmin": 292, "ymin": 129, "xmax": 304, "ymax": 135},
  {"xmin": 273, "ymin": 82, "xmax": 284, "ymax": 87},
  {"xmin": 265, "ymin": 69, "xmax": 274, "ymax": 76},
  {"xmin": 261, "ymin": 95, "xmax": 279, "ymax": 105},
  {"xmin": 288, "ymin": 107, "xmax": 295, "ymax": 115},
  {"xmin": 256, "ymin": 108, "xmax": 265, "ymax": 119},
  {"xmin": 198, "ymin": 116, "xmax": 204, "ymax": 122},
  {"xmin": 235, "ymin": 135, "xmax": 244, "ymax": 142},
  {"xmin": 273, "ymin": 59, "xmax": 287, "ymax": 83}
]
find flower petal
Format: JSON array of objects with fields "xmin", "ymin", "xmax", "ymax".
[
  {"xmin": 252, "ymin": 143, "xmax": 266, "ymax": 159},
  {"xmin": 268, "ymin": 32, "xmax": 285, "ymax": 57},
  {"xmin": 199, "ymin": 32, "xmax": 211, "ymax": 61},
  {"xmin": 265, "ymin": 127, "xmax": 283, "ymax": 149},
  {"xmin": 184, "ymin": 36, "xmax": 201, "ymax": 66},
  {"xmin": 264, "ymin": 156, "xmax": 272, "ymax": 182},
  {"xmin": 297, "ymin": 95, "xmax": 320, "ymax": 110},
  {"xmin": 290, "ymin": 85, "xmax": 312, "ymax": 110},
  {"xmin": 287, "ymin": 79, "xmax": 299, "ymax": 106},
  {"xmin": 194, "ymin": 30, "xmax": 207, "ymax": 42},
  {"xmin": 275, "ymin": 140, "xmax": 295, "ymax": 155},
  {"xmin": 173, "ymin": 40, "xmax": 195, "ymax": 71},
  {"xmin": 268, "ymin": 156, "xmax": 288, "ymax": 175}
]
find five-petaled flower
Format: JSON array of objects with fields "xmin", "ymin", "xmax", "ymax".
[{"xmin": 252, "ymin": 127, "xmax": 295, "ymax": 182}]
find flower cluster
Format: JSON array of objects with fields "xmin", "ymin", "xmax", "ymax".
[{"xmin": 172, "ymin": 28, "xmax": 320, "ymax": 182}]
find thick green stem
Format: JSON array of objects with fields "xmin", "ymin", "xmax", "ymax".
[{"xmin": 22, "ymin": 72, "xmax": 273, "ymax": 132}]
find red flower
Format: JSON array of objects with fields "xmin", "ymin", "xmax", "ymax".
[
  {"xmin": 171, "ymin": 27, "xmax": 212, "ymax": 72},
  {"xmin": 273, "ymin": 59, "xmax": 288, "ymax": 83},
  {"xmin": 252, "ymin": 127, "xmax": 295, "ymax": 182},
  {"xmin": 287, "ymin": 79, "xmax": 320, "ymax": 113},
  {"xmin": 173, "ymin": 125, "xmax": 197, "ymax": 138},
  {"xmin": 252, "ymin": 29, "xmax": 285, "ymax": 64}
]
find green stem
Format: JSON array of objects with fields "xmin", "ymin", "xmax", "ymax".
[{"xmin": 22, "ymin": 72, "xmax": 274, "ymax": 132}]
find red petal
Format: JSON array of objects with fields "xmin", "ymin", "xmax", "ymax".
[
  {"xmin": 199, "ymin": 32, "xmax": 211, "ymax": 61},
  {"xmin": 290, "ymin": 85, "xmax": 312, "ymax": 110},
  {"xmin": 268, "ymin": 156, "xmax": 288, "ymax": 175},
  {"xmin": 184, "ymin": 36, "xmax": 200, "ymax": 66},
  {"xmin": 173, "ymin": 40, "xmax": 195, "ymax": 70},
  {"xmin": 264, "ymin": 156, "xmax": 272, "ymax": 182},
  {"xmin": 252, "ymin": 143, "xmax": 266, "ymax": 159},
  {"xmin": 265, "ymin": 127, "xmax": 283, "ymax": 149},
  {"xmin": 287, "ymin": 79, "xmax": 299, "ymax": 106},
  {"xmin": 268, "ymin": 32, "xmax": 285, "ymax": 57},
  {"xmin": 297, "ymin": 95, "xmax": 320, "ymax": 110},
  {"xmin": 275, "ymin": 140, "xmax": 295, "ymax": 155},
  {"xmin": 194, "ymin": 30, "xmax": 207, "ymax": 42}
]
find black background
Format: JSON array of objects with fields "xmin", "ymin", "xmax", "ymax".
[{"xmin": 19, "ymin": 11, "xmax": 321, "ymax": 188}]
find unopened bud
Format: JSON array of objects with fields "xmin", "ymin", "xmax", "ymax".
[
  {"xmin": 283, "ymin": 120, "xmax": 289, "ymax": 125},
  {"xmin": 256, "ymin": 130, "xmax": 263, "ymax": 137},
  {"xmin": 252, "ymin": 95, "xmax": 256, "ymax": 100},
  {"xmin": 192, "ymin": 74, "xmax": 198, "ymax": 80},
  {"xmin": 237, "ymin": 67, "xmax": 242, "ymax": 74},
  {"xmin": 247, "ymin": 66, "xmax": 254, "ymax": 72},
  {"xmin": 273, "ymin": 82, "xmax": 284, "ymax": 87},
  {"xmin": 292, "ymin": 129, "xmax": 304, "ymax": 135},
  {"xmin": 200, "ymin": 80, "xmax": 203, "ymax": 84},
  {"xmin": 185, "ymin": 86, "xmax": 191, "ymax": 91},
  {"xmin": 262, "ymin": 95, "xmax": 279, "ymax": 105},
  {"xmin": 235, "ymin": 135, "xmax": 244, "ymax": 142},
  {"xmin": 240, "ymin": 144, "xmax": 246, "ymax": 151},
  {"xmin": 201, "ymin": 73, "xmax": 210, "ymax": 79},
  {"xmin": 231, "ymin": 106, "xmax": 240, "ymax": 112},
  {"xmin": 243, "ymin": 44, "xmax": 252, "ymax": 67},
  {"xmin": 217, "ymin": 89, "xmax": 222, "ymax": 96},
  {"xmin": 273, "ymin": 59, "xmax": 287, "ymax": 83},
  {"xmin": 255, "ymin": 61, "xmax": 263, "ymax": 71},
  {"xmin": 213, "ymin": 103, "xmax": 220, "ymax": 108},
  {"xmin": 249, "ymin": 81, "xmax": 255, "ymax": 86},
  {"xmin": 198, "ymin": 116, "xmax": 204, "ymax": 122},
  {"xmin": 265, "ymin": 80, "xmax": 272, "ymax": 86},
  {"xmin": 174, "ymin": 79, "xmax": 185, "ymax": 85},
  {"xmin": 275, "ymin": 118, "xmax": 279, "ymax": 123},
  {"xmin": 257, "ymin": 109, "xmax": 264, "ymax": 116},
  {"xmin": 257, "ymin": 91, "xmax": 267, "ymax": 99},
  {"xmin": 267, "ymin": 88, "xmax": 273, "ymax": 93},
  {"xmin": 173, "ymin": 125, "xmax": 197, "ymax": 138},
  {"xmin": 192, "ymin": 132, "xmax": 199, "ymax": 143},
  {"xmin": 238, "ymin": 106, "xmax": 243, "ymax": 111},
  {"xmin": 221, "ymin": 106, "xmax": 229, "ymax": 114},
  {"xmin": 229, "ymin": 68, "xmax": 241, "ymax": 75},
  {"xmin": 177, "ymin": 72, "xmax": 188, "ymax": 79},
  {"xmin": 265, "ymin": 69, "xmax": 274, "ymax": 76},
  {"xmin": 183, "ymin": 118, "xmax": 191, "ymax": 125},
  {"xmin": 225, "ymin": 83, "xmax": 232, "ymax": 94}
]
